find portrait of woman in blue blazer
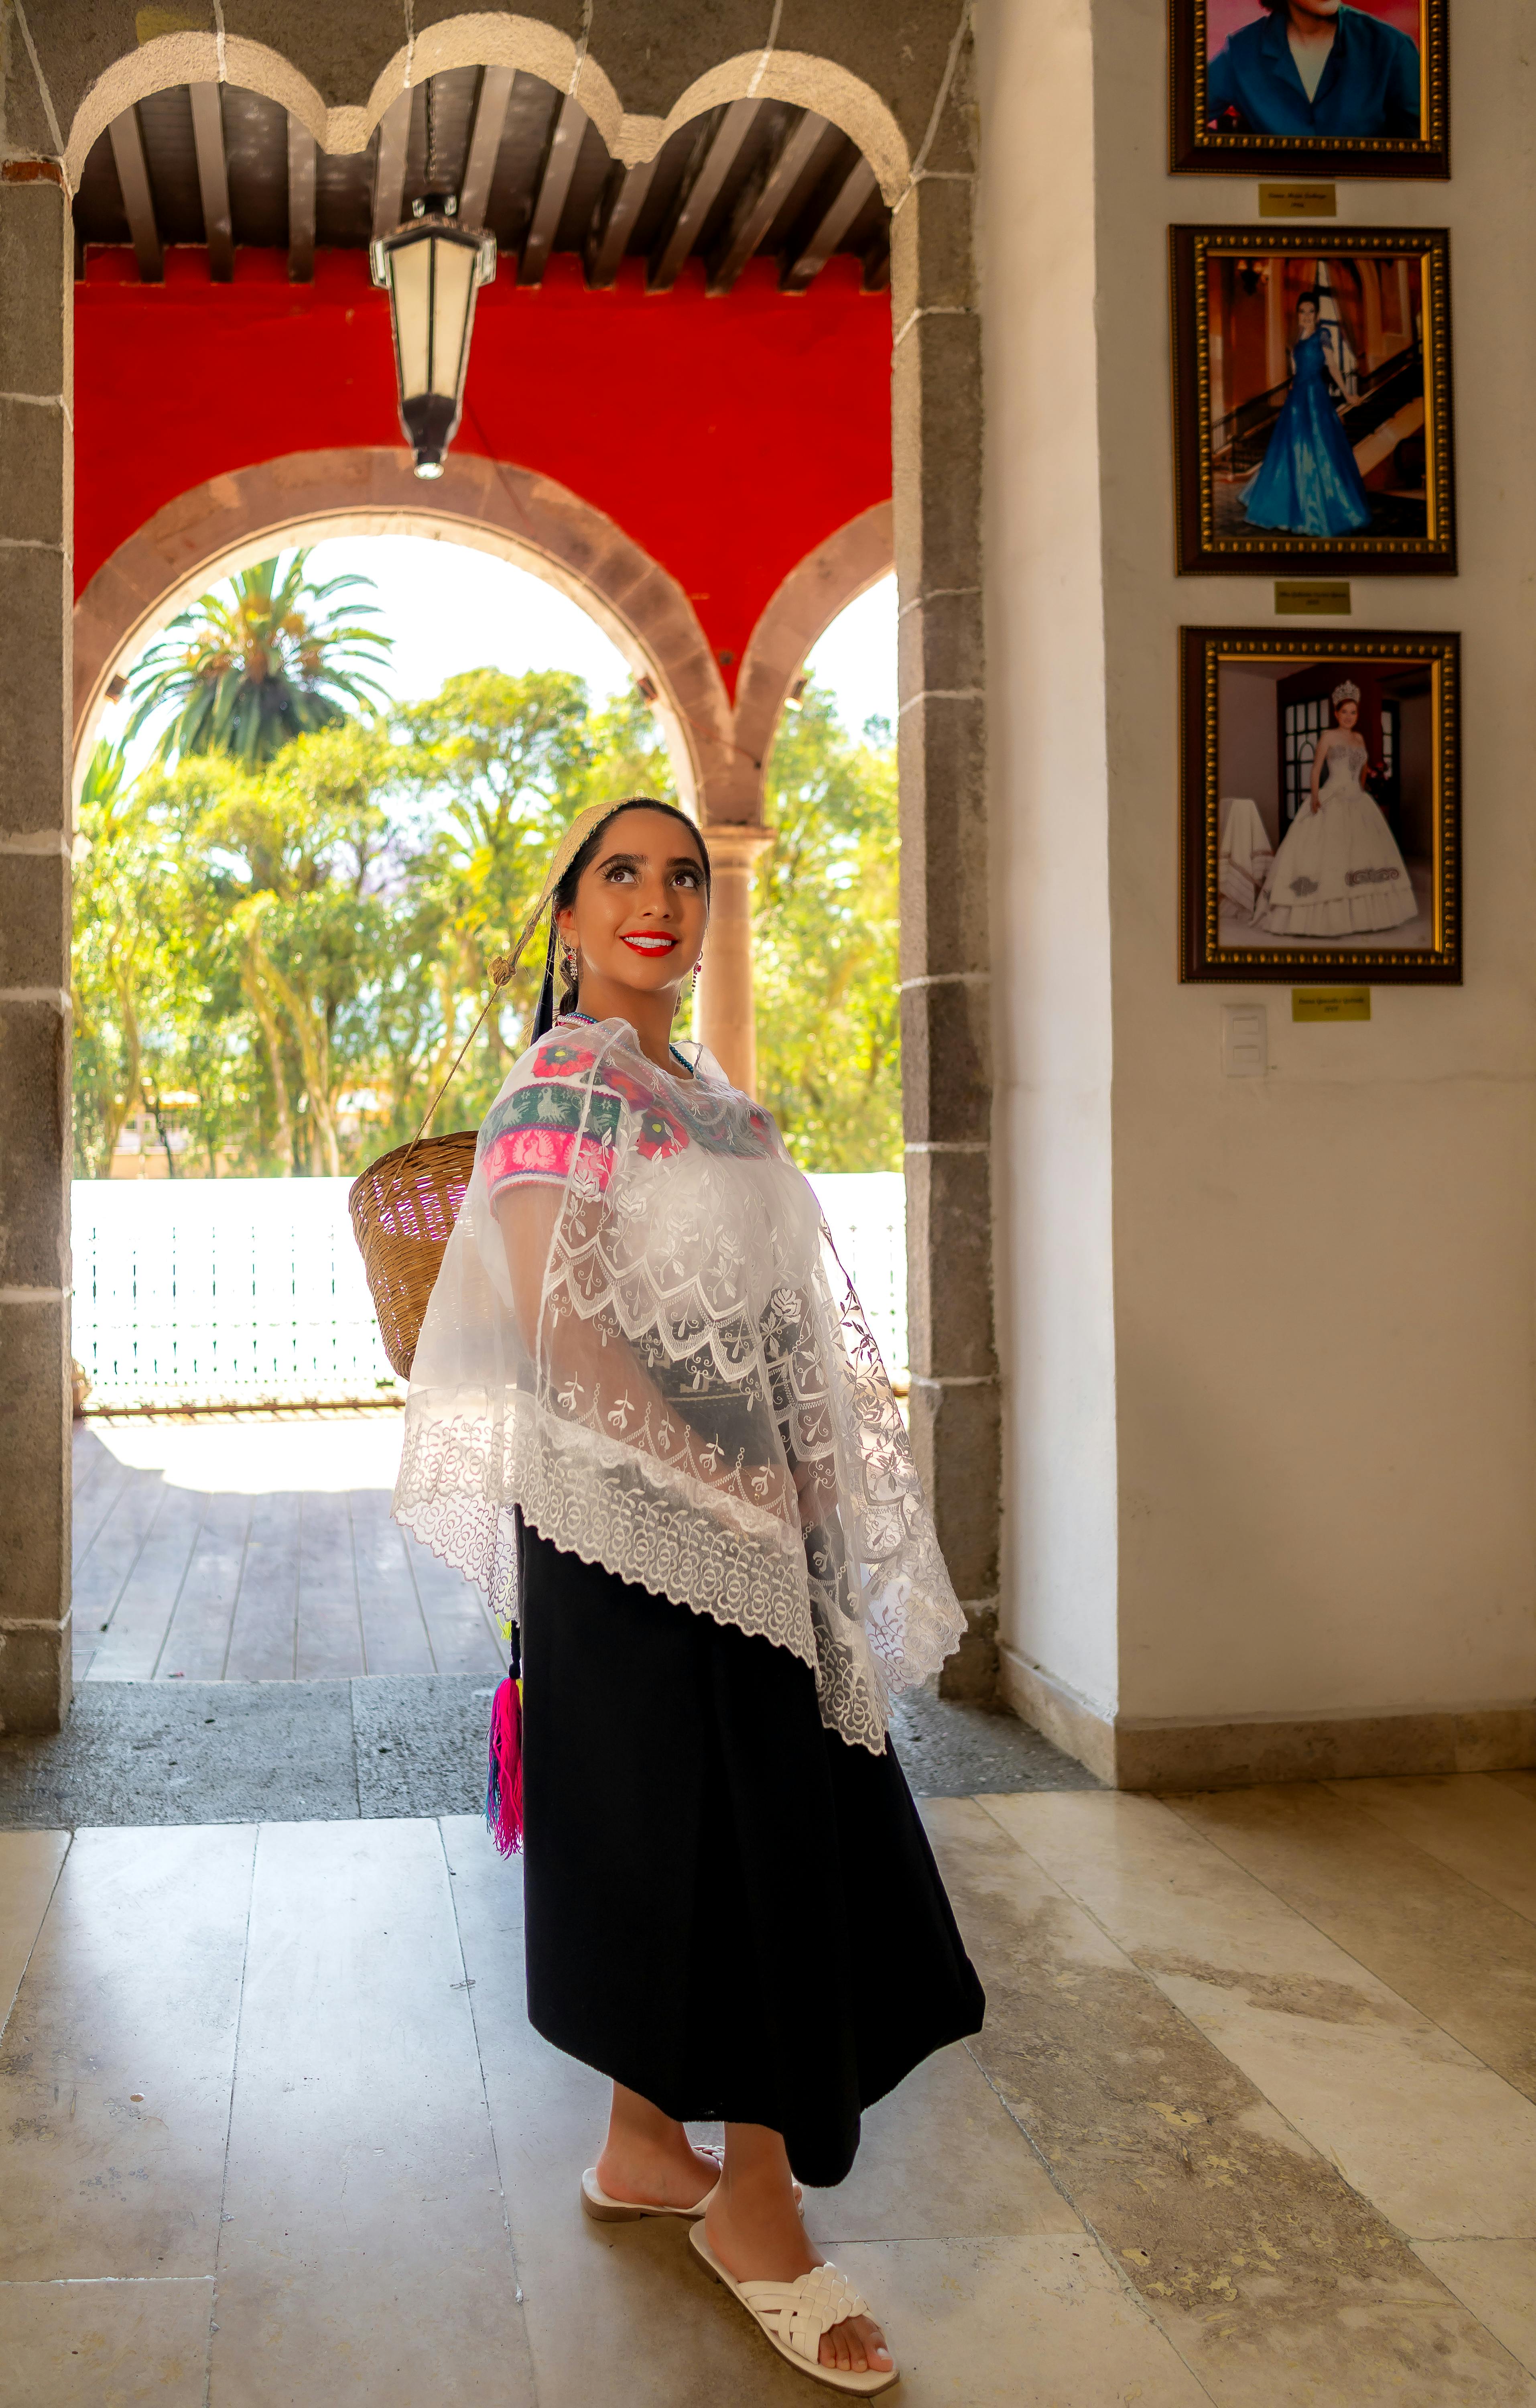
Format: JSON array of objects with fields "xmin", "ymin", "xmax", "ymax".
[{"xmin": 1206, "ymin": 0, "xmax": 1421, "ymax": 141}]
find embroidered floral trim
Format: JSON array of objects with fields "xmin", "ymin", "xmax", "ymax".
[
  {"xmin": 1345, "ymin": 866, "xmax": 1402, "ymax": 887},
  {"xmin": 1289, "ymin": 876, "xmax": 1320, "ymax": 895},
  {"xmin": 532, "ymin": 1037, "xmax": 597, "ymax": 1079},
  {"xmin": 394, "ymin": 1402, "xmax": 894, "ymax": 1756},
  {"xmin": 482, "ymin": 1124, "xmax": 614, "ymax": 1191}
]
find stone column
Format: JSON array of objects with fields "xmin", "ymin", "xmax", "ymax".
[
  {"xmin": 697, "ymin": 824, "xmax": 774, "ymax": 1097},
  {"xmin": 889, "ymin": 65, "xmax": 1000, "ymax": 1703},
  {"xmin": 0, "ymin": 163, "xmax": 73, "ymax": 1733}
]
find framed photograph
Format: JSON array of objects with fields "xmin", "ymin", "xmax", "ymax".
[
  {"xmin": 1170, "ymin": 0, "xmax": 1447, "ymax": 178},
  {"xmin": 1180, "ymin": 626, "xmax": 1460, "ymax": 984},
  {"xmin": 1171, "ymin": 226, "xmax": 1454, "ymax": 575}
]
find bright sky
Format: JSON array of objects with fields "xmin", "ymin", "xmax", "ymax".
[{"xmin": 98, "ymin": 533, "xmax": 897, "ymax": 760}]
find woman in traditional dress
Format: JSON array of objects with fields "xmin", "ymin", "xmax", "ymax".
[
  {"xmin": 1242, "ymin": 291, "xmax": 1372, "ymax": 539},
  {"xmin": 396, "ymin": 797, "xmax": 984, "ymax": 2394},
  {"xmin": 1254, "ymin": 682, "xmax": 1416, "ymax": 937}
]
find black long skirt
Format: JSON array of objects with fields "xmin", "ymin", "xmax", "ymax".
[{"xmin": 518, "ymin": 1523, "xmax": 986, "ymax": 2188}]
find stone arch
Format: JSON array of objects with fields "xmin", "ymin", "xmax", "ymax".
[
  {"xmin": 63, "ymin": 18, "xmax": 908, "ymax": 200},
  {"xmin": 651, "ymin": 57, "xmax": 909, "ymax": 201},
  {"xmin": 65, "ymin": 21, "xmax": 625, "ymax": 180},
  {"xmin": 723, "ymin": 501, "xmax": 895, "ymax": 820},
  {"xmin": 71, "ymin": 447, "xmax": 735, "ymax": 818}
]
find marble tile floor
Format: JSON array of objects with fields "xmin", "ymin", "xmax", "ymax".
[{"xmin": 4, "ymin": 1774, "xmax": 1536, "ymax": 2405}]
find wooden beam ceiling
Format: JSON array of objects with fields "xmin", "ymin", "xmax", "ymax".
[
  {"xmin": 520, "ymin": 92, "xmax": 585, "ymax": 286},
  {"xmin": 648, "ymin": 100, "xmax": 757, "ymax": 294},
  {"xmin": 80, "ymin": 79, "xmax": 889, "ymax": 298},
  {"xmin": 286, "ymin": 117, "xmax": 316, "ymax": 283},
  {"xmin": 458, "ymin": 65, "xmax": 513, "ymax": 231},
  {"xmin": 781, "ymin": 156, "xmax": 878, "ymax": 296},
  {"xmin": 707, "ymin": 110, "xmax": 827, "ymax": 297},
  {"xmin": 584, "ymin": 156, "xmax": 657, "ymax": 290},
  {"xmin": 107, "ymin": 106, "xmax": 164, "ymax": 284},
  {"xmin": 371, "ymin": 92, "xmax": 410, "ymax": 242},
  {"xmin": 188, "ymin": 83, "xmax": 234, "ymax": 281}
]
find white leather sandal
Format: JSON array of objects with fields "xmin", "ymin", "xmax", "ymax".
[
  {"xmin": 689, "ymin": 2223, "xmax": 898, "ymax": 2395},
  {"xmin": 581, "ymin": 2150, "xmax": 721, "ymax": 2221},
  {"xmin": 580, "ymin": 2152, "xmax": 803, "ymax": 2223}
]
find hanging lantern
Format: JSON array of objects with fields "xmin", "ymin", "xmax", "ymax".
[{"xmin": 370, "ymin": 193, "xmax": 497, "ymax": 480}]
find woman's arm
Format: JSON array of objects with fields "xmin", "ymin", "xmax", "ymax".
[{"xmin": 496, "ymin": 1181, "xmax": 561, "ymax": 1357}]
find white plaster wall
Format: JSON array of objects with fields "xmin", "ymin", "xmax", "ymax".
[
  {"xmin": 977, "ymin": 0, "xmax": 1120, "ymax": 1720},
  {"xmin": 980, "ymin": 0, "xmax": 1536, "ymax": 1731}
]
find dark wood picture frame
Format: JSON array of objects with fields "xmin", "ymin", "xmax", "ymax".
[
  {"xmin": 1170, "ymin": 0, "xmax": 1447, "ymax": 178},
  {"xmin": 1171, "ymin": 226, "xmax": 1454, "ymax": 576},
  {"xmin": 1179, "ymin": 626, "xmax": 1461, "ymax": 985}
]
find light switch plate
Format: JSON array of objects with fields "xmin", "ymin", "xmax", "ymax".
[{"xmin": 1223, "ymin": 1006, "xmax": 1268, "ymax": 1078}]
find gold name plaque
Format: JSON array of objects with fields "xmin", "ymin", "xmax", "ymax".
[
  {"xmin": 1258, "ymin": 182, "xmax": 1337, "ymax": 218},
  {"xmin": 1292, "ymin": 988, "xmax": 1371, "ymax": 1023},
  {"xmin": 1274, "ymin": 580, "xmax": 1352, "ymax": 616}
]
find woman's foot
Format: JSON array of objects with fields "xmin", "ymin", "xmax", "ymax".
[
  {"xmin": 708, "ymin": 2125, "xmax": 893, "ymax": 2379},
  {"xmin": 594, "ymin": 2083, "xmax": 720, "ymax": 2211}
]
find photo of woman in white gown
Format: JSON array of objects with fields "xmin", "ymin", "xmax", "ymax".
[{"xmin": 1255, "ymin": 680, "xmax": 1416, "ymax": 937}]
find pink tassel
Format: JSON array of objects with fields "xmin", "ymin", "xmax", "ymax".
[{"xmin": 485, "ymin": 1674, "xmax": 524, "ymax": 1857}]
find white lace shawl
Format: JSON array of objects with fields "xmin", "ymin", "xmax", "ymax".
[{"xmin": 392, "ymin": 1015, "xmax": 963, "ymax": 1752}]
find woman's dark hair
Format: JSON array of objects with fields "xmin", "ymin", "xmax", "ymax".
[
  {"xmin": 547, "ymin": 797, "xmax": 711, "ymax": 1023},
  {"xmin": 1296, "ymin": 289, "xmax": 1322, "ymax": 313}
]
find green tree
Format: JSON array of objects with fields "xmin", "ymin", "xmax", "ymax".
[
  {"xmin": 189, "ymin": 723, "xmax": 399, "ymax": 1174},
  {"xmin": 70, "ymin": 740, "xmax": 181, "ymax": 1176},
  {"xmin": 124, "ymin": 551, "xmax": 393, "ymax": 767},
  {"xmin": 70, "ymin": 663, "xmax": 781, "ymax": 1182},
  {"xmin": 396, "ymin": 668, "xmax": 653, "ymax": 1129},
  {"xmin": 752, "ymin": 687, "xmax": 900, "ymax": 1173}
]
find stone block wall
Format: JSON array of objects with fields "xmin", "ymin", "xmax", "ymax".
[{"xmin": 0, "ymin": 165, "xmax": 73, "ymax": 1733}]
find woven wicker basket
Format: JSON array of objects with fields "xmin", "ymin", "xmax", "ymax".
[{"xmin": 348, "ymin": 1130, "xmax": 478, "ymax": 1380}]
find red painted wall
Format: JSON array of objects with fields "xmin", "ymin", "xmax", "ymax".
[{"xmin": 75, "ymin": 247, "xmax": 892, "ymax": 696}]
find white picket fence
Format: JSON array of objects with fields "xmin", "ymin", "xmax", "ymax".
[{"xmin": 70, "ymin": 1172, "xmax": 907, "ymax": 1411}]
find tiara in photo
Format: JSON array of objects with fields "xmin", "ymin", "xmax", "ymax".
[{"xmin": 1331, "ymin": 679, "xmax": 1361, "ymax": 706}]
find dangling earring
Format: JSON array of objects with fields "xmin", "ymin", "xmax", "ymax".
[{"xmin": 692, "ymin": 957, "xmax": 703, "ymax": 991}]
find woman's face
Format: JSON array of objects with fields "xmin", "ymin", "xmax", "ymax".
[
  {"xmin": 1296, "ymin": 299, "xmax": 1318, "ymax": 336},
  {"xmin": 1334, "ymin": 699, "xmax": 1359, "ymax": 731},
  {"xmin": 555, "ymin": 808, "xmax": 709, "ymax": 1005}
]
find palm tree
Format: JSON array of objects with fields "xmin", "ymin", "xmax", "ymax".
[{"xmin": 123, "ymin": 551, "xmax": 393, "ymax": 767}]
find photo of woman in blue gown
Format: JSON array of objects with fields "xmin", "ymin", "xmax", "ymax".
[{"xmin": 1242, "ymin": 291, "xmax": 1371, "ymax": 537}]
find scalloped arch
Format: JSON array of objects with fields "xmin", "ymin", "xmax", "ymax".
[
  {"xmin": 648, "ymin": 53, "xmax": 909, "ymax": 201},
  {"xmin": 64, "ymin": 17, "xmax": 907, "ymax": 199}
]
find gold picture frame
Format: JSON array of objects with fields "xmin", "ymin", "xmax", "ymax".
[
  {"xmin": 1180, "ymin": 626, "xmax": 1460, "ymax": 984},
  {"xmin": 1171, "ymin": 226, "xmax": 1454, "ymax": 576},
  {"xmin": 1170, "ymin": 0, "xmax": 1447, "ymax": 178}
]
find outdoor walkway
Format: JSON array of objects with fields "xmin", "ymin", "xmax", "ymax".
[
  {"xmin": 71, "ymin": 1418, "xmax": 503, "ymax": 1683},
  {"xmin": 4, "ymin": 1776, "xmax": 1536, "ymax": 2404}
]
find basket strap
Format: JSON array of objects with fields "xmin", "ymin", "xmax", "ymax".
[{"xmin": 390, "ymin": 947, "xmax": 518, "ymax": 1193}]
